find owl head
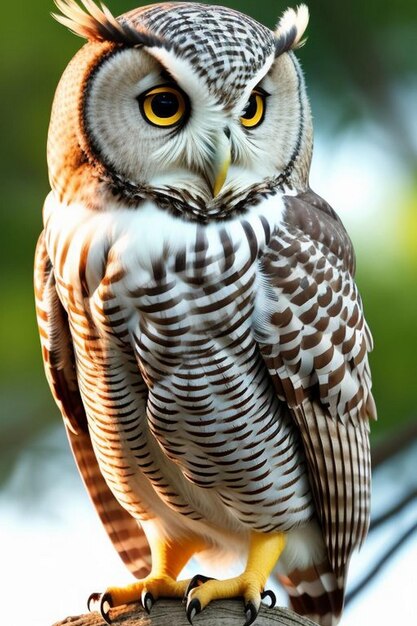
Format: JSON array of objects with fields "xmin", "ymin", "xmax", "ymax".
[{"xmin": 48, "ymin": 0, "xmax": 312, "ymax": 220}]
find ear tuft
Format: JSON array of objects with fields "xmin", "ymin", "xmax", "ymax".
[
  {"xmin": 52, "ymin": 0, "xmax": 122, "ymax": 41},
  {"xmin": 52, "ymin": 0, "xmax": 164, "ymax": 47},
  {"xmin": 275, "ymin": 4, "xmax": 309, "ymax": 56}
]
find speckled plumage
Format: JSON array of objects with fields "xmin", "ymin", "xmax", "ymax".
[{"xmin": 35, "ymin": 2, "xmax": 375, "ymax": 625}]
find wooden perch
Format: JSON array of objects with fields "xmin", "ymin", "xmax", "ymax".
[{"xmin": 52, "ymin": 599, "xmax": 319, "ymax": 626}]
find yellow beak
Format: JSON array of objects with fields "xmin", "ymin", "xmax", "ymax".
[
  {"xmin": 210, "ymin": 134, "xmax": 231, "ymax": 197},
  {"xmin": 212, "ymin": 149, "xmax": 231, "ymax": 196}
]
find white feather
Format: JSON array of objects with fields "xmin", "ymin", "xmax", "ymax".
[
  {"xmin": 275, "ymin": 4, "xmax": 310, "ymax": 48},
  {"xmin": 277, "ymin": 520, "xmax": 327, "ymax": 573}
]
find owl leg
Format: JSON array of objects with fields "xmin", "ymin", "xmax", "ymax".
[
  {"xmin": 185, "ymin": 531, "xmax": 286, "ymax": 626},
  {"xmin": 88, "ymin": 534, "xmax": 205, "ymax": 624}
]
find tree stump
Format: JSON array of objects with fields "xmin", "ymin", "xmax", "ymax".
[{"xmin": 52, "ymin": 599, "xmax": 319, "ymax": 626}]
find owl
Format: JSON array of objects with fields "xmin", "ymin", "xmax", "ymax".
[{"xmin": 35, "ymin": 1, "xmax": 376, "ymax": 625}]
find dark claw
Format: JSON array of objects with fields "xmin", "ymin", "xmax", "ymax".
[
  {"xmin": 141, "ymin": 591, "xmax": 154, "ymax": 614},
  {"xmin": 87, "ymin": 591, "xmax": 113, "ymax": 623},
  {"xmin": 261, "ymin": 589, "xmax": 277, "ymax": 608},
  {"xmin": 99, "ymin": 592, "xmax": 113, "ymax": 625},
  {"xmin": 185, "ymin": 574, "xmax": 215, "ymax": 597},
  {"xmin": 186, "ymin": 598, "xmax": 202, "ymax": 625},
  {"xmin": 244, "ymin": 600, "xmax": 259, "ymax": 626},
  {"xmin": 87, "ymin": 592, "xmax": 101, "ymax": 612}
]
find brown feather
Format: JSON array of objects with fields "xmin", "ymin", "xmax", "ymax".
[
  {"xmin": 292, "ymin": 401, "xmax": 370, "ymax": 575},
  {"xmin": 258, "ymin": 188, "xmax": 374, "ymax": 577},
  {"xmin": 34, "ymin": 232, "xmax": 151, "ymax": 578},
  {"xmin": 278, "ymin": 560, "xmax": 345, "ymax": 626}
]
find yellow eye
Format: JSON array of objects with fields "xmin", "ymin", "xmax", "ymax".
[
  {"xmin": 240, "ymin": 90, "xmax": 265, "ymax": 129},
  {"xmin": 139, "ymin": 86, "xmax": 188, "ymax": 128}
]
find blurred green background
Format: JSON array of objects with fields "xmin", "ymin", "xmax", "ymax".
[{"xmin": 0, "ymin": 0, "xmax": 416, "ymax": 489}]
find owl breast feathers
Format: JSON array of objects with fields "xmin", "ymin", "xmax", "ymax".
[{"xmin": 35, "ymin": 2, "xmax": 376, "ymax": 625}]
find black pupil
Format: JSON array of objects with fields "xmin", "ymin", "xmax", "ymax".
[
  {"xmin": 242, "ymin": 94, "xmax": 257, "ymax": 119},
  {"xmin": 151, "ymin": 92, "xmax": 180, "ymax": 118}
]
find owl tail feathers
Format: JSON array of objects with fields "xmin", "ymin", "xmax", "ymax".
[{"xmin": 277, "ymin": 562, "xmax": 346, "ymax": 626}]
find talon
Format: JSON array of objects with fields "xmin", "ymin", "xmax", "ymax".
[
  {"xmin": 141, "ymin": 590, "xmax": 154, "ymax": 614},
  {"xmin": 244, "ymin": 600, "xmax": 259, "ymax": 626},
  {"xmin": 185, "ymin": 574, "xmax": 215, "ymax": 597},
  {"xmin": 186, "ymin": 597, "xmax": 201, "ymax": 624},
  {"xmin": 87, "ymin": 592, "xmax": 101, "ymax": 612},
  {"xmin": 261, "ymin": 589, "xmax": 276, "ymax": 608},
  {"xmin": 99, "ymin": 592, "xmax": 113, "ymax": 625}
]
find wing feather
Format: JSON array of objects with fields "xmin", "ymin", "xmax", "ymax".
[
  {"xmin": 257, "ymin": 189, "xmax": 374, "ymax": 574},
  {"xmin": 34, "ymin": 231, "xmax": 151, "ymax": 578}
]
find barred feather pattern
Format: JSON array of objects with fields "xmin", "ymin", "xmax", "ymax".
[
  {"xmin": 257, "ymin": 189, "xmax": 374, "ymax": 577},
  {"xmin": 34, "ymin": 233, "xmax": 152, "ymax": 577},
  {"xmin": 37, "ymin": 183, "xmax": 374, "ymax": 624},
  {"xmin": 41, "ymin": 191, "xmax": 316, "ymax": 535},
  {"xmin": 52, "ymin": 1, "xmax": 276, "ymax": 105},
  {"xmin": 293, "ymin": 402, "xmax": 371, "ymax": 574},
  {"xmin": 69, "ymin": 429, "xmax": 152, "ymax": 577},
  {"xmin": 122, "ymin": 2, "xmax": 275, "ymax": 105},
  {"xmin": 278, "ymin": 560, "xmax": 345, "ymax": 626},
  {"xmin": 258, "ymin": 190, "xmax": 375, "ymax": 424}
]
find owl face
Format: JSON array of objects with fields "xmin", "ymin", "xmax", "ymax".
[{"xmin": 49, "ymin": 1, "xmax": 312, "ymax": 214}]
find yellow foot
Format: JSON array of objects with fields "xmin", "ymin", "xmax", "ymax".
[
  {"xmin": 88, "ymin": 575, "xmax": 189, "ymax": 624},
  {"xmin": 185, "ymin": 531, "xmax": 286, "ymax": 626},
  {"xmin": 186, "ymin": 574, "xmax": 277, "ymax": 626},
  {"xmin": 87, "ymin": 533, "xmax": 206, "ymax": 624}
]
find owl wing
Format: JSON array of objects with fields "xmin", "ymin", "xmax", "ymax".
[
  {"xmin": 257, "ymin": 189, "xmax": 376, "ymax": 576},
  {"xmin": 34, "ymin": 231, "xmax": 151, "ymax": 578}
]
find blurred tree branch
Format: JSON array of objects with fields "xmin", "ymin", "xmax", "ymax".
[
  {"xmin": 346, "ymin": 519, "xmax": 417, "ymax": 606},
  {"xmin": 369, "ymin": 487, "xmax": 417, "ymax": 532},
  {"xmin": 345, "ymin": 423, "xmax": 417, "ymax": 607}
]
